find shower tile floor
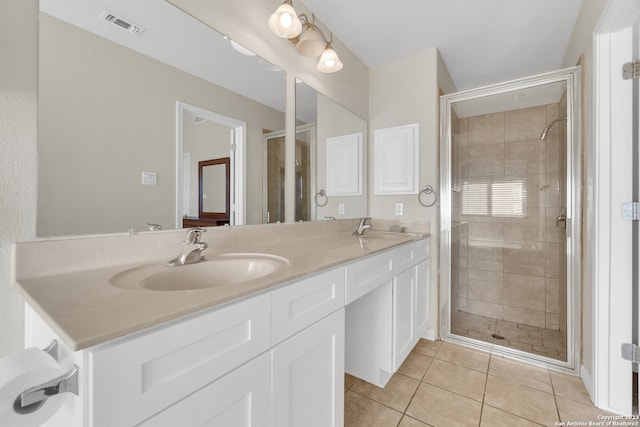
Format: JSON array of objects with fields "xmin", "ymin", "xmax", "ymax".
[
  {"xmin": 451, "ymin": 310, "xmax": 567, "ymax": 361},
  {"xmin": 345, "ymin": 339, "xmax": 613, "ymax": 426}
]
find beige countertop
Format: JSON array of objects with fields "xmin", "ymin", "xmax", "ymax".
[{"xmin": 14, "ymin": 221, "xmax": 429, "ymax": 351}]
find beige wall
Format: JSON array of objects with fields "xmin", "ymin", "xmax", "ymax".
[
  {"xmin": 561, "ymin": 0, "xmax": 609, "ymax": 382},
  {"xmin": 0, "ymin": 0, "xmax": 38, "ymax": 357},
  {"xmin": 369, "ymin": 48, "xmax": 456, "ymax": 338}
]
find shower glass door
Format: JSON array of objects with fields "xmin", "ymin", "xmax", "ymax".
[{"xmin": 440, "ymin": 67, "xmax": 581, "ymax": 371}]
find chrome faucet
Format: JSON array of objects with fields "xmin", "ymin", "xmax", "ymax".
[
  {"xmin": 353, "ymin": 217, "xmax": 372, "ymax": 236},
  {"xmin": 167, "ymin": 228, "xmax": 208, "ymax": 267}
]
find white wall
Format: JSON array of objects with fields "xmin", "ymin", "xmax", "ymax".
[
  {"xmin": 0, "ymin": 0, "xmax": 38, "ymax": 357},
  {"xmin": 561, "ymin": 0, "xmax": 609, "ymax": 385}
]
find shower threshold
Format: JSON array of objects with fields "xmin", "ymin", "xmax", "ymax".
[{"xmin": 451, "ymin": 310, "xmax": 567, "ymax": 361}]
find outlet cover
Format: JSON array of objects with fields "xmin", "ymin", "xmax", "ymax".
[
  {"xmin": 142, "ymin": 171, "xmax": 157, "ymax": 186},
  {"xmin": 395, "ymin": 203, "xmax": 404, "ymax": 216}
]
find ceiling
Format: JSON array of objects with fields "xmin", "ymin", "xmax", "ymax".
[
  {"xmin": 40, "ymin": 0, "xmax": 584, "ymax": 118},
  {"xmin": 302, "ymin": 0, "xmax": 583, "ymax": 91}
]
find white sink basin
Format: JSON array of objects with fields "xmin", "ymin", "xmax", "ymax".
[{"xmin": 110, "ymin": 253, "xmax": 289, "ymax": 292}]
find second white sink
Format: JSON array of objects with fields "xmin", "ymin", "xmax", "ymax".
[{"xmin": 110, "ymin": 253, "xmax": 289, "ymax": 292}]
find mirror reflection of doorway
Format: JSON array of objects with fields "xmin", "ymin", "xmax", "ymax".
[{"xmin": 176, "ymin": 101, "xmax": 246, "ymax": 227}]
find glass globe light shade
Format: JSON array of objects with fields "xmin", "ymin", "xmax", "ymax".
[
  {"xmin": 317, "ymin": 47, "xmax": 343, "ymax": 73},
  {"xmin": 268, "ymin": 3, "xmax": 302, "ymax": 39}
]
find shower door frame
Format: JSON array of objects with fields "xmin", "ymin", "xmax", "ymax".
[{"xmin": 439, "ymin": 67, "xmax": 582, "ymax": 372}]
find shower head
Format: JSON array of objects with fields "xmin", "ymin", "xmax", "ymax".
[{"xmin": 539, "ymin": 116, "xmax": 567, "ymax": 140}]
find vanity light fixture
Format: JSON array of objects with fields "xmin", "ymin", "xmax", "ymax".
[{"xmin": 268, "ymin": 0, "xmax": 343, "ymax": 73}]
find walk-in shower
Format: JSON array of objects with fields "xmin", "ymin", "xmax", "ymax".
[{"xmin": 440, "ymin": 67, "xmax": 581, "ymax": 371}]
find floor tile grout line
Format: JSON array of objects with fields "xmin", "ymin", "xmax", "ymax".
[
  {"xmin": 478, "ymin": 352, "xmax": 492, "ymax": 427},
  {"xmin": 549, "ymin": 367, "xmax": 563, "ymax": 423}
]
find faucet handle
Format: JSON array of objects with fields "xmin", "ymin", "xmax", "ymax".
[
  {"xmin": 185, "ymin": 227, "xmax": 206, "ymax": 245},
  {"xmin": 358, "ymin": 217, "xmax": 372, "ymax": 226}
]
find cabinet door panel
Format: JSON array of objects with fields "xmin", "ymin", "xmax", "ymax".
[
  {"xmin": 273, "ymin": 309, "xmax": 345, "ymax": 427},
  {"xmin": 140, "ymin": 352, "xmax": 271, "ymax": 427},
  {"xmin": 416, "ymin": 259, "xmax": 430, "ymax": 337},
  {"xmin": 393, "ymin": 267, "xmax": 417, "ymax": 371}
]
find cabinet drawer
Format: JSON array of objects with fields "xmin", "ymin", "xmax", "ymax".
[
  {"xmin": 394, "ymin": 239, "xmax": 430, "ymax": 272},
  {"xmin": 89, "ymin": 293, "xmax": 271, "ymax": 427},
  {"xmin": 272, "ymin": 267, "xmax": 345, "ymax": 345},
  {"xmin": 346, "ymin": 249, "xmax": 394, "ymax": 304}
]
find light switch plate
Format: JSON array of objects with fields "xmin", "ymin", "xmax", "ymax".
[
  {"xmin": 338, "ymin": 203, "xmax": 345, "ymax": 215},
  {"xmin": 142, "ymin": 171, "xmax": 157, "ymax": 186}
]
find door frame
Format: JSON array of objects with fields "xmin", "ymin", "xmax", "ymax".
[
  {"xmin": 592, "ymin": 0, "xmax": 640, "ymax": 414},
  {"xmin": 175, "ymin": 101, "xmax": 246, "ymax": 226},
  {"xmin": 439, "ymin": 67, "xmax": 582, "ymax": 372}
]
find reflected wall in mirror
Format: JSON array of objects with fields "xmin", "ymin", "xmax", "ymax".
[
  {"xmin": 199, "ymin": 157, "xmax": 230, "ymax": 221},
  {"xmin": 37, "ymin": 0, "xmax": 285, "ymax": 236},
  {"xmin": 314, "ymin": 92, "xmax": 368, "ymax": 220}
]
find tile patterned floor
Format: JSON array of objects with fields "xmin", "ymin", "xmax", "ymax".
[
  {"xmin": 345, "ymin": 339, "xmax": 614, "ymax": 427},
  {"xmin": 451, "ymin": 310, "xmax": 567, "ymax": 361}
]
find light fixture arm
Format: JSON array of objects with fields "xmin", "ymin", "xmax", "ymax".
[{"xmin": 295, "ymin": 13, "xmax": 333, "ymax": 46}]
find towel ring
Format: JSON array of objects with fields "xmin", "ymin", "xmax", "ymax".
[
  {"xmin": 314, "ymin": 189, "xmax": 328, "ymax": 207},
  {"xmin": 418, "ymin": 185, "xmax": 438, "ymax": 207}
]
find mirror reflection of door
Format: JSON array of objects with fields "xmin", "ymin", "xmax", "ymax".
[
  {"xmin": 199, "ymin": 157, "xmax": 230, "ymax": 220},
  {"xmin": 182, "ymin": 110, "xmax": 234, "ymax": 227},
  {"xmin": 265, "ymin": 132, "xmax": 285, "ymax": 223},
  {"xmin": 264, "ymin": 126, "xmax": 315, "ymax": 223}
]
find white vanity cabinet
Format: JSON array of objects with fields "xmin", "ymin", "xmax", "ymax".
[
  {"xmin": 22, "ymin": 235, "xmax": 429, "ymax": 427},
  {"xmin": 89, "ymin": 293, "xmax": 272, "ymax": 427},
  {"xmin": 271, "ymin": 268, "xmax": 346, "ymax": 427},
  {"xmin": 345, "ymin": 238, "xmax": 430, "ymax": 386}
]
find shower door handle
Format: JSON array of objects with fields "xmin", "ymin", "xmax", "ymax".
[{"xmin": 556, "ymin": 213, "xmax": 566, "ymax": 228}]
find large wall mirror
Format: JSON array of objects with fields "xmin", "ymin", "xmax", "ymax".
[{"xmin": 37, "ymin": 0, "xmax": 368, "ymax": 237}]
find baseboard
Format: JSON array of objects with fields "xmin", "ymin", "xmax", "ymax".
[{"xmin": 581, "ymin": 364, "xmax": 594, "ymax": 403}]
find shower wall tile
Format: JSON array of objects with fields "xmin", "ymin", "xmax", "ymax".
[
  {"xmin": 462, "ymin": 160, "xmax": 505, "ymax": 177},
  {"xmin": 468, "ymin": 221, "xmax": 503, "ymax": 242},
  {"xmin": 466, "ymin": 299, "xmax": 503, "ymax": 319},
  {"xmin": 468, "ymin": 245, "xmax": 503, "ymax": 271},
  {"xmin": 546, "ymin": 138, "xmax": 562, "ymax": 173},
  {"xmin": 503, "ymin": 305, "xmax": 546, "ymax": 328},
  {"xmin": 503, "ymin": 222, "xmax": 545, "ymax": 242},
  {"xmin": 503, "ymin": 206, "xmax": 545, "ymax": 225},
  {"xmin": 505, "ymin": 140, "xmax": 546, "ymax": 174},
  {"xmin": 545, "ymin": 243, "xmax": 560, "ymax": 279},
  {"xmin": 465, "ymin": 143, "xmax": 505, "ymax": 163},
  {"xmin": 503, "ymin": 245, "xmax": 545, "ymax": 276},
  {"xmin": 546, "ymin": 313, "xmax": 560, "ymax": 330},
  {"xmin": 545, "ymin": 208, "xmax": 565, "ymax": 243},
  {"xmin": 502, "ymin": 273, "xmax": 546, "ymax": 311},
  {"xmin": 468, "ymin": 269, "xmax": 503, "ymax": 304},
  {"xmin": 468, "ymin": 112, "xmax": 504, "ymax": 145},
  {"xmin": 546, "ymin": 278, "xmax": 560, "ymax": 314},
  {"xmin": 504, "ymin": 105, "xmax": 546, "ymax": 143},
  {"xmin": 544, "ymin": 173, "xmax": 562, "ymax": 207}
]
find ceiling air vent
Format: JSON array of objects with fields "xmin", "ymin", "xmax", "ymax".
[{"xmin": 99, "ymin": 11, "xmax": 145, "ymax": 36}]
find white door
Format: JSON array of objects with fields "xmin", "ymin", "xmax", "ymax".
[
  {"xmin": 272, "ymin": 309, "xmax": 345, "ymax": 427},
  {"xmin": 594, "ymin": 0, "xmax": 640, "ymax": 414}
]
